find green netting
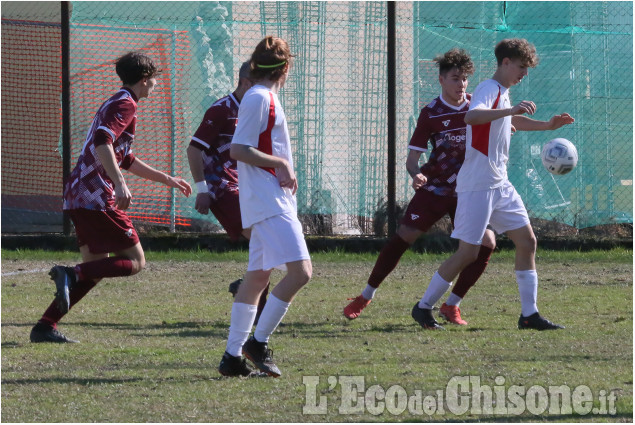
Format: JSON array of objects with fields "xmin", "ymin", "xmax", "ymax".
[{"xmin": 2, "ymin": 1, "xmax": 632, "ymax": 234}]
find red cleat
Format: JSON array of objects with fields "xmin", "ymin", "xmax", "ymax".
[
  {"xmin": 343, "ymin": 295, "xmax": 371, "ymax": 320},
  {"xmin": 439, "ymin": 303, "xmax": 468, "ymax": 325}
]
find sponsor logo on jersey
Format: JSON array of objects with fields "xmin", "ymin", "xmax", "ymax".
[
  {"xmin": 125, "ymin": 228, "xmax": 134, "ymax": 238},
  {"xmin": 411, "ymin": 214, "xmax": 419, "ymax": 220},
  {"xmin": 442, "ymin": 120, "xmax": 450, "ymax": 127},
  {"xmin": 446, "ymin": 133, "xmax": 467, "ymax": 142}
]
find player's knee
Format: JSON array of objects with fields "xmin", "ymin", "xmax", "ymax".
[
  {"xmin": 482, "ymin": 230, "xmax": 497, "ymax": 250},
  {"xmin": 291, "ymin": 261, "xmax": 312, "ymax": 286},
  {"xmin": 516, "ymin": 235, "xmax": 537, "ymax": 255},
  {"xmin": 129, "ymin": 257, "xmax": 146, "ymax": 275}
]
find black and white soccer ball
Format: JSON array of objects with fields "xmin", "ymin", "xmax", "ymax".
[{"xmin": 541, "ymin": 138, "xmax": 578, "ymax": 175}]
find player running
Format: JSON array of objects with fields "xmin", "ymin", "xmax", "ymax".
[
  {"xmin": 412, "ymin": 39, "xmax": 574, "ymax": 331},
  {"xmin": 30, "ymin": 52, "xmax": 192, "ymax": 343},
  {"xmin": 344, "ymin": 48, "xmax": 496, "ymax": 327},
  {"xmin": 187, "ymin": 61, "xmax": 268, "ymax": 323},
  {"xmin": 218, "ymin": 36, "xmax": 312, "ymax": 378}
]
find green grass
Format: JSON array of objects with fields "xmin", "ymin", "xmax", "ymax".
[{"xmin": 2, "ymin": 248, "xmax": 632, "ymax": 422}]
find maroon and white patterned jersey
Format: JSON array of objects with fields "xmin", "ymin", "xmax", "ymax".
[
  {"xmin": 63, "ymin": 87, "xmax": 137, "ymax": 210},
  {"xmin": 408, "ymin": 94, "xmax": 471, "ymax": 197},
  {"xmin": 189, "ymin": 93, "xmax": 240, "ymax": 201}
]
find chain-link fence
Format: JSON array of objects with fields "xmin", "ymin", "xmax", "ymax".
[{"xmin": 2, "ymin": 1, "xmax": 632, "ymax": 235}]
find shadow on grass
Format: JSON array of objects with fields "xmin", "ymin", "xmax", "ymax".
[
  {"xmin": 399, "ymin": 413, "xmax": 632, "ymax": 422},
  {"xmin": 1, "ymin": 375, "xmax": 227, "ymax": 386}
]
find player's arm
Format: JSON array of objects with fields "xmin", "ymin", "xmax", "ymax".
[
  {"xmin": 186, "ymin": 144, "xmax": 212, "ymax": 215},
  {"xmin": 127, "ymin": 158, "xmax": 192, "ymax": 197},
  {"xmin": 95, "ymin": 143, "xmax": 132, "ymax": 210},
  {"xmin": 406, "ymin": 149, "xmax": 427, "ymax": 190},
  {"xmin": 465, "ymin": 100, "xmax": 536, "ymax": 125},
  {"xmin": 512, "ymin": 113, "xmax": 575, "ymax": 132},
  {"xmin": 230, "ymin": 144, "xmax": 297, "ymax": 195}
]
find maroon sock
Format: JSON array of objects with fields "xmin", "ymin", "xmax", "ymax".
[
  {"xmin": 368, "ymin": 234, "xmax": 411, "ymax": 288},
  {"xmin": 39, "ymin": 279, "xmax": 99, "ymax": 325},
  {"xmin": 76, "ymin": 256, "xmax": 133, "ymax": 281},
  {"xmin": 452, "ymin": 245, "xmax": 494, "ymax": 299}
]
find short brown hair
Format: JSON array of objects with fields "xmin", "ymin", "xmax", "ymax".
[
  {"xmin": 115, "ymin": 52, "xmax": 158, "ymax": 85},
  {"xmin": 434, "ymin": 48, "xmax": 474, "ymax": 76},
  {"xmin": 249, "ymin": 36, "xmax": 294, "ymax": 82},
  {"xmin": 495, "ymin": 38, "xmax": 539, "ymax": 67}
]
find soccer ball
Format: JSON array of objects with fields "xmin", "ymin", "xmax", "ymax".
[{"xmin": 541, "ymin": 138, "xmax": 578, "ymax": 175}]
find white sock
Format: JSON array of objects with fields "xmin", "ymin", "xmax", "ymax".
[
  {"xmin": 445, "ymin": 292, "xmax": 463, "ymax": 307},
  {"xmin": 418, "ymin": 271, "xmax": 452, "ymax": 309},
  {"xmin": 253, "ymin": 294, "xmax": 291, "ymax": 343},
  {"xmin": 361, "ymin": 284, "xmax": 377, "ymax": 300},
  {"xmin": 226, "ymin": 303, "xmax": 258, "ymax": 357},
  {"xmin": 516, "ymin": 269, "xmax": 538, "ymax": 317}
]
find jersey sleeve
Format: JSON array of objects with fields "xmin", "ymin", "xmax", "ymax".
[
  {"xmin": 120, "ymin": 152, "xmax": 136, "ymax": 170},
  {"xmin": 469, "ymin": 81, "xmax": 499, "ymax": 110},
  {"xmin": 190, "ymin": 104, "xmax": 223, "ymax": 151},
  {"xmin": 232, "ymin": 92, "xmax": 268, "ymax": 148},
  {"xmin": 94, "ymin": 98, "xmax": 136, "ymax": 146},
  {"xmin": 408, "ymin": 108, "xmax": 431, "ymax": 152}
]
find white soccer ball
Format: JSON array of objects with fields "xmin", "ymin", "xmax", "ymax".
[{"xmin": 541, "ymin": 138, "xmax": 578, "ymax": 175}]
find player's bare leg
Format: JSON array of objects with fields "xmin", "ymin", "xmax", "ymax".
[
  {"xmin": 440, "ymin": 229, "xmax": 496, "ymax": 325},
  {"xmin": 241, "ymin": 259, "xmax": 312, "ymax": 377},
  {"xmin": 506, "ymin": 225, "xmax": 563, "ymax": 330}
]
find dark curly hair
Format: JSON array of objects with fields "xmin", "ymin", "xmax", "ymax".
[
  {"xmin": 495, "ymin": 38, "xmax": 539, "ymax": 67},
  {"xmin": 249, "ymin": 36, "xmax": 294, "ymax": 82},
  {"xmin": 115, "ymin": 52, "xmax": 158, "ymax": 85},
  {"xmin": 434, "ymin": 48, "xmax": 474, "ymax": 76}
]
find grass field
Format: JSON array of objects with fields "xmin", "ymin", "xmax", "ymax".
[{"xmin": 1, "ymin": 248, "xmax": 632, "ymax": 422}]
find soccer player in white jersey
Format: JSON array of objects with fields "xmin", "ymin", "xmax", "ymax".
[
  {"xmin": 30, "ymin": 52, "xmax": 191, "ymax": 343},
  {"xmin": 218, "ymin": 36, "xmax": 312, "ymax": 377},
  {"xmin": 343, "ymin": 49, "xmax": 496, "ymax": 328},
  {"xmin": 412, "ymin": 38, "xmax": 574, "ymax": 331}
]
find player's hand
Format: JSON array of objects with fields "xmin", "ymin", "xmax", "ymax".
[
  {"xmin": 510, "ymin": 100, "xmax": 536, "ymax": 116},
  {"xmin": 277, "ymin": 161, "xmax": 298, "ymax": 195},
  {"xmin": 548, "ymin": 113, "xmax": 575, "ymax": 130},
  {"xmin": 114, "ymin": 181, "xmax": 132, "ymax": 210},
  {"xmin": 194, "ymin": 193, "xmax": 211, "ymax": 215},
  {"xmin": 167, "ymin": 176, "xmax": 192, "ymax": 197},
  {"xmin": 511, "ymin": 124, "xmax": 517, "ymax": 135},
  {"xmin": 412, "ymin": 173, "xmax": 427, "ymax": 190}
]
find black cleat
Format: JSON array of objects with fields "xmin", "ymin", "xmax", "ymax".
[
  {"xmin": 242, "ymin": 336, "xmax": 281, "ymax": 377},
  {"xmin": 228, "ymin": 278, "xmax": 243, "ymax": 297},
  {"xmin": 49, "ymin": 265, "xmax": 76, "ymax": 314},
  {"xmin": 30, "ymin": 323, "xmax": 79, "ymax": 343},
  {"xmin": 218, "ymin": 351, "xmax": 265, "ymax": 377},
  {"xmin": 412, "ymin": 303, "xmax": 445, "ymax": 330},
  {"xmin": 518, "ymin": 312, "xmax": 564, "ymax": 330}
]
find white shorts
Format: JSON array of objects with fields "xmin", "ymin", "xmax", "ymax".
[
  {"xmin": 247, "ymin": 212, "xmax": 310, "ymax": 272},
  {"xmin": 451, "ymin": 181, "xmax": 530, "ymax": 245}
]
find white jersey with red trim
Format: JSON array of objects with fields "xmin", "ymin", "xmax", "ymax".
[
  {"xmin": 456, "ymin": 79, "xmax": 512, "ymax": 192},
  {"xmin": 231, "ymin": 85, "xmax": 296, "ymax": 228}
]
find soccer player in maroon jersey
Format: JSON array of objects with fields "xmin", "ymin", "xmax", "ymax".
[
  {"xmin": 186, "ymin": 61, "xmax": 269, "ymax": 322},
  {"xmin": 343, "ymin": 48, "xmax": 496, "ymax": 328},
  {"xmin": 30, "ymin": 52, "xmax": 192, "ymax": 343}
]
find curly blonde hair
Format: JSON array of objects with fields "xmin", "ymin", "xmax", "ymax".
[
  {"xmin": 434, "ymin": 48, "xmax": 474, "ymax": 76},
  {"xmin": 495, "ymin": 38, "xmax": 539, "ymax": 67}
]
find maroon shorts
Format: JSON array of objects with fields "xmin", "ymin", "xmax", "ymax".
[
  {"xmin": 210, "ymin": 190, "xmax": 244, "ymax": 241},
  {"xmin": 400, "ymin": 189, "xmax": 458, "ymax": 232},
  {"xmin": 68, "ymin": 208, "xmax": 139, "ymax": 254}
]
